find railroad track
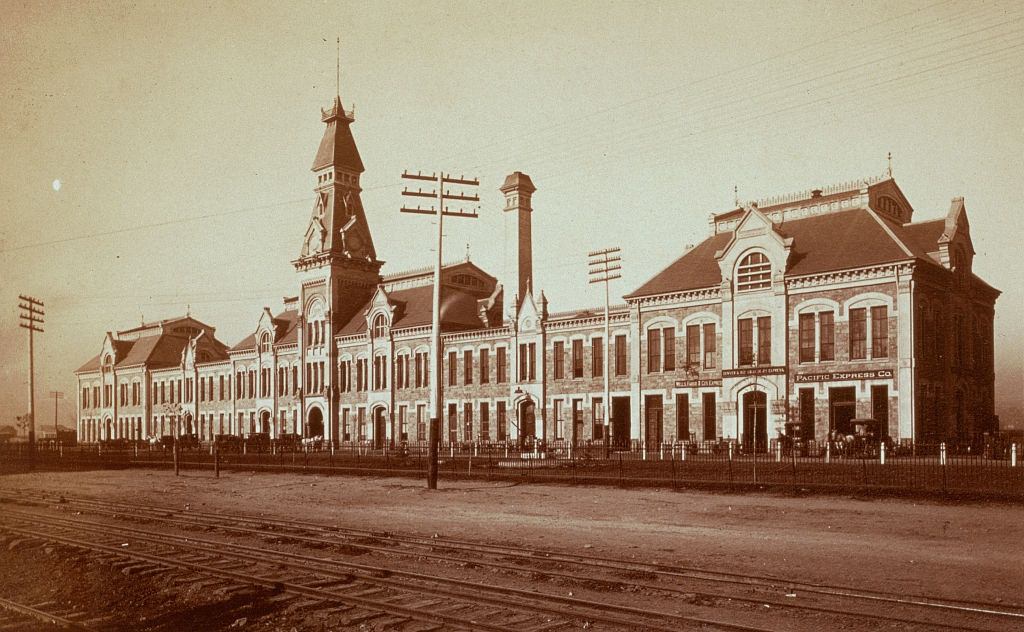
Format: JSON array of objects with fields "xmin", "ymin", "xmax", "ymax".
[
  {"xmin": 0, "ymin": 502, "xmax": 778, "ymax": 632},
  {"xmin": 0, "ymin": 596, "xmax": 97, "ymax": 630},
  {"xmin": 2, "ymin": 491, "xmax": 1021, "ymax": 631}
]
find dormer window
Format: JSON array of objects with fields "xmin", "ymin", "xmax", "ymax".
[
  {"xmin": 372, "ymin": 314, "xmax": 387, "ymax": 338},
  {"xmin": 736, "ymin": 252, "xmax": 772, "ymax": 292},
  {"xmin": 259, "ymin": 332, "xmax": 272, "ymax": 354}
]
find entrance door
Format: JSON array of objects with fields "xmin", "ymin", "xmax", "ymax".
[
  {"xmin": 742, "ymin": 391, "xmax": 767, "ymax": 453},
  {"xmin": 307, "ymin": 407, "xmax": 324, "ymax": 438},
  {"xmin": 611, "ymin": 397, "xmax": 630, "ymax": 447},
  {"xmin": 519, "ymin": 401, "xmax": 536, "ymax": 445},
  {"xmin": 644, "ymin": 395, "xmax": 663, "ymax": 448},
  {"xmin": 871, "ymin": 385, "xmax": 889, "ymax": 440},
  {"xmin": 259, "ymin": 410, "xmax": 271, "ymax": 435},
  {"xmin": 571, "ymin": 400, "xmax": 583, "ymax": 445},
  {"xmin": 373, "ymin": 408, "xmax": 387, "ymax": 449},
  {"xmin": 828, "ymin": 387, "xmax": 856, "ymax": 437}
]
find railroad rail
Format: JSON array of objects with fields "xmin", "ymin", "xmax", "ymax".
[
  {"xmin": 2, "ymin": 491, "xmax": 1021, "ymax": 631},
  {"xmin": 0, "ymin": 501, "xmax": 781, "ymax": 632},
  {"xmin": 0, "ymin": 596, "xmax": 96, "ymax": 630}
]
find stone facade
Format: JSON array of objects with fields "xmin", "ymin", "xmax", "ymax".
[{"xmin": 75, "ymin": 93, "xmax": 999, "ymax": 449}]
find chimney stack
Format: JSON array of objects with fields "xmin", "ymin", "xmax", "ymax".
[{"xmin": 501, "ymin": 172, "xmax": 536, "ymax": 309}]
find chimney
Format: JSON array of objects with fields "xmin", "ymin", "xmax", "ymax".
[
  {"xmin": 810, "ymin": 188, "xmax": 823, "ymax": 198},
  {"xmin": 500, "ymin": 172, "xmax": 536, "ymax": 308}
]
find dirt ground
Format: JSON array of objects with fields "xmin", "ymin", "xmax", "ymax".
[{"xmin": 1, "ymin": 469, "xmax": 1021, "ymax": 624}]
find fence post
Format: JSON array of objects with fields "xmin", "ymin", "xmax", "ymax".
[
  {"xmin": 880, "ymin": 441, "xmax": 886, "ymax": 465},
  {"xmin": 940, "ymin": 442, "xmax": 948, "ymax": 493},
  {"xmin": 681, "ymin": 441, "xmax": 686, "ymax": 462},
  {"xmin": 727, "ymin": 442, "xmax": 734, "ymax": 484},
  {"xmin": 825, "ymin": 441, "xmax": 830, "ymax": 464},
  {"xmin": 1012, "ymin": 443, "xmax": 1018, "ymax": 468},
  {"xmin": 775, "ymin": 440, "xmax": 781, "ymax": 463},
  {"xmin": 618, "ymin": 452, "xmax": 623, "ymax": 486}
]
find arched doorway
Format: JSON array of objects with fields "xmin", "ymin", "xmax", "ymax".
[
  {"xmin": 183, "ymin": 413, "xmax": 194, "ymax": 438},
  {"xmin": 259, "ymin": 410, "xmax": 271, "ymax": 435},
  {"xmin": 307, "ymin": 407, "xmax": 324, "ymax": 438},
  {"xmin": 742, "ymin": 391, "xmax": 767, "ymax": 453},
  {"xmin": 373, "ymin": 407, "xmax": 388, "ymax": 450},
  {"xmin": 518, "ymin": 400, "xmax": 536, "ymax": 446},
  {"xmin": 103, "ymin": 417, "xmax": 112, "ymax": 442}
]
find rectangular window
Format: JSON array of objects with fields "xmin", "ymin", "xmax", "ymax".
[
  {"xmin": 398, "ymin": 405, "xmax": 408, "ymax": 441},
  {"xmin": 663, "ymin": 327, "xmax": 675, "ymax": 371},
  {"xmin": 448, "ymin": 351, "xmax": 457, "ymax": 386},
  {"xmin": 480, "ymin": 402, "xmax": 490, "ymax": 442},
  {"xmin": 572, "ymin": 339, "xmax": 584, "ymax": 378},
  {"xmin": 703, "ymin": 323, "xmax": 716, "ymax": 369},
  {"xmin": 414, "ymin": 353, "xmax": 423, "ymax": 388},
  {"xmin": 528, "ymin": 343, "xmax": 536, "ymax": 381},
  {"xmin": 676, "ymin": 394, "xmax": 689, "ymax": 441},
  {"xmin": 702, "ymin": 392, "xmax": 716, "ymax": 441},
  {"xmin": 686, "ymin": 324, "xmax": 700, "ymax": 367},
  {"xmin": 572, "ymin": 400, "xmax": 583, "ymax": 443},
  {"xmin": 615, "ymin": 334, "xmax": 627, "ymax": 376},
  {"xmin": 341, "ymin": 409, "xmax": 350, "ymax": 441},
  {"xmin": 849, "ymin": 308, "xmax": 867, "ymax": 360},
  {"xmin": 553, "ymin": 400, "xmax": 562, "ymax": 439},
  {"xmin": 497, "ymin": 401, "xmax": 507, "ymax": 441},
  {"xmin": 592, "ymin": 397, "xmax": 604, "ymax": 440},
  {"xmin": 647, "ymin": 328, "xmax": 661, "ymax": 373},
  {"xmin": 463, "ymin": 402, "xmax": 473, "ymax": 443},
  {"xmin": 799, "ymin": 388, "xmax": 815, "ymax": 441},
  {"xmin": 799, "ymin": 313, "xmax": 815, "ymax": 363},
  {"xmin": 872, "ymin": 384, "xmax": 889, "ymax": 438},
  {"xmin": 819, "ymin": 311, "xmax": 835, "ymax": 361},
  {"xmin": 448, "ymin": 403, "xmax": 458, "ymax": 443},
  {"xmin": 357, "ymin": 407, "xmax": 366, "ymax": 441},
  {"xmin": 738, "ymin": 318, "xmax": 754, "ymax": 366},
  {"xmin": 480, "ymin": 348, "xmax": 489, "ymax": 384},
  {"xmin": 496, "ymin": 347, "xmax": 507, "ymax": 383},
  {"xmin": 290, "ymin": 366, "xmax": 297, "ymax": 394},
  {"xmin": 553, "ymin": 341, "xmax": 564, "ymax": 380},
  {"xmin": 757, "ymin": 316, "xmax": 771, "ymax": 365},
  {"xmin": 82, "ymin": 387, "xmax": 89, "ymax": 409},
  {"xmin": 592, "ymin": 338, "xmax": 603, "ymax": 378},
  {"xmin": 416, "ymin": 404, "xmax": 426, "ymax": 442},
  {"xmin": 871, "ymin": 306, "xmax": 888, "ymax": 358},
  {"xmin": 463, "ymin": 350, "xmax": 473, "ymax": 385}
]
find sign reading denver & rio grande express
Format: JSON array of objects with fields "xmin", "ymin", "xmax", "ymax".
[
  {"xmin": 721, "ymin": 365, "xmax": 787, "ymax": 378},
  {"xmin": 793, "ymin": 369, "xmax": 894, "ymax": 383}
]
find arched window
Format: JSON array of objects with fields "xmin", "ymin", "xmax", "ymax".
[
  {"xmin": 259, "ymin": 332, "xmax": 272, "ymax": 354},
  {"xmin": 372, "ymin": 314, "xmax": 387, "ymax": 338},
  {"xmin": 736, "ymin": 252, "xmax": 772, "ymax": 292}
]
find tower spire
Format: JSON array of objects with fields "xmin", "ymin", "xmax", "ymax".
[{"xmin": 336, "ymin": 36, "xmax": 341, "ymax": 100}]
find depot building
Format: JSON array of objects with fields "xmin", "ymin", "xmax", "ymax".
[{"xmin": 74, "ymin": 89, "xmax": 999, "ymax": 450}]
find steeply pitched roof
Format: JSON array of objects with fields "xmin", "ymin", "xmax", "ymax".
[
  {"xmin": 231, "ymin": 310, "xmax": 301, "ymax": 352},
  {"xmin": 312, "ymin": 97, "xmax": 364, "ymax": 173},
  {"xmin": 76, "ymin": 354, "xmax": 101, "ymax": 373},
  {"xmin": 627, "ymin": 208, "xmax": 945, "ymax": 300},
  {"xmin": 337, "ymin": 284, "xmax": 484, "ymax": 336}
]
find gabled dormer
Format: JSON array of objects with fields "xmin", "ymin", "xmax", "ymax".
[
  {"xmin": 255, "ymin": 308, "xmax": 277, "ymax": 357},
  {"xmin": 364, "ymin": 286, "xmax": 396, "ymax": 341},
  {"xmin": 938, "ymin": 197, "xmax": 975, "ymax": 285},
  {"xmin": 514, "ymin": 282, "xmax": 543, "ymax": 334},
  {"xmin": 714, "ymin": 204, "xmax": 793, "ymax": 296}
]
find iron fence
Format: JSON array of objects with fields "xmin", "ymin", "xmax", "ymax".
[{"xmin": 2, "ymin": 439, "xmax": 1020, "ymax": 499}]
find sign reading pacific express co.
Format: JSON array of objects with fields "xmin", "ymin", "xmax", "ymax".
[
  {"xmin": 674, "ymin": 378, "xmax": 723, "ymax": 388},
  {"xmin": 793, "ymin": 369, "xmax": 894, "ymax": 383},
  {"xmin": 721, "ymin": 366, "xmax": 788, "ymax": 378}
]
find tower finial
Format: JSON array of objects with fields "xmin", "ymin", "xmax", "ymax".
[
  {"xmin": 887, "ymin": 151, "xmax": 893, "ymax": 178},
  {"xmin": 186, "ymin": 303, "xmax": 191, "ymax": 318},
  {"xmin": 336, "ymin": 36, "xmax": 341, "ymax": 100},
  {"xmin": 465, "ymin": 242, "xmax": 471, "ymax": 261},
  {"xmin": 733, "ymin": 185, "xmax": 739, "ymax": 207}
]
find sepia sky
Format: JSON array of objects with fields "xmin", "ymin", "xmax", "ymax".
[{"xmin": 1, "ymin": 0, "xmax": 1022, "ymax": 428}]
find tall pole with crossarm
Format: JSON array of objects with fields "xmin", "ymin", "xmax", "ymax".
[
  {"xmin": 18, "ymin": 295, "xmax": 44, "ymax": 470},
  {"xmin": 401, "ymin": 171, "xmax": 480, "ymax": 489},
  {"xmin": 588, "ymin": 248, "xmax": 621, "ymax": 458}
]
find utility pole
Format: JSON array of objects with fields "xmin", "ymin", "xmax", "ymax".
[
  {"xmin": 18, "ymin": 295, "xmax": 44, "ymax": 470},
  {"xmin": 401, "ymin": 170, "xmax": 480, "ymax": 489},
  {"xmin": 50, "ymin": 391, "xmax": 64, "ymax": 441},
  {"xmin": 588, "ymin": 248, "xmax": 621, "ymax": 459}
]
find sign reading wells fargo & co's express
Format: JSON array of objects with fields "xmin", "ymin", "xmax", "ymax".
[
  {"xmin": 674, "ymin": 378, "xmax": 723, "ymax": 388},
  {"xmin": 793, "ymin": 369, "xmax": 894, "ymax": 383},
  {"xmin": 721, "ymin": 365, "xmax": 787, "ymax": 378}
]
